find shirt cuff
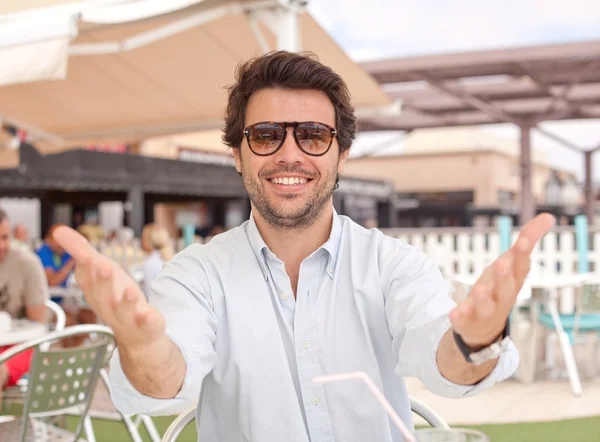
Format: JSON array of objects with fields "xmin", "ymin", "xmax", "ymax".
[
  {"xmin": 108, "ymin": 332, "xmax": 202, "ymax": 416},
  {"xmin": 420, "ymin": 316, "xmax": 520, "ymax": 399}
]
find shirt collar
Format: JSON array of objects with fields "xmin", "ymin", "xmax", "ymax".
[{"xmin": 245, "ymin": 207, "xmax": 343, "ymax": 279}]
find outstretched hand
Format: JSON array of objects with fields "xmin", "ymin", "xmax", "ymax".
[
  {"xmin": 53, "ymin": 226, "xmax": 166, "ymax": 350},
  {"xmin": 450, "ymin": 213, "xmax": 556, "ymax": 347}
]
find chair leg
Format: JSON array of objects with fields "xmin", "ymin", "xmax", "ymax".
[
  {"xmin": 141, "ymin": 415, "xmax": 162, "ymax": 442},
  {"xmin": 84, "ymin": 416, "xmax": 97, "ymax": 442},
  {"xmin": 557, "ymin": 331, "xmax": 583, "ymax": 396},
  {"xmin": 546, "ymin": 332, "xmax": 557, "ymax": 375},
  {"xmin": 121, "ymin": 415, "xmax": 145, "ymax": 442},
  {"xmin": 547, "ymin": 296, "xmax": 583, "ymax": 396}
]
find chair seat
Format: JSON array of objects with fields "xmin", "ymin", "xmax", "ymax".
[
  {"xmin": 0, "ymin": 416, "xmax": 87, "ymax": 442},
  {"xmin": 539, "ymin": 313, "xmax": 600, "ymax": 331}
]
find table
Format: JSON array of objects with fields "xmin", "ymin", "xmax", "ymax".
[
  {"xmin": 48, "ymin": 286, "xmax": 83, "ymax": 298},
  {"xmin": 447, "ymin": 271, "xmax": 596, "ymax": 395},
  {"xmin": 0, "ymin": 319, "xmax": 48, "ymax": 346}
]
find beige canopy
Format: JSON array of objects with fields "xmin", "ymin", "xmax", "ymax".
[{"xmin": 0, "ymin": 0, "xmax": 392, "ymax": 146}]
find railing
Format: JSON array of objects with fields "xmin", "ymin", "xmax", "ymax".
[{"xmin": 380, "ymin": 226, "xmax": 600, "ymax": 278}]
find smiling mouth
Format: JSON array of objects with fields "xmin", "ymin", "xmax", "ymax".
[{"xmin": 267, "ymin": 177, "xmax": 312, "ymax": 186}]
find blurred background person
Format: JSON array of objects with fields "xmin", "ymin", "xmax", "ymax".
[
  {"xmin": 11, "ymin": 223, "xmax": 31, "ymax": 253},
  {"xmin": 0, "ymin": 209, "xmax": 49, "ymax": 410},
  {"xmin": 36, "ymin": 224, "xmax": 96, "ymax": 343},
  {"xmin": 36, "ymin": 224, "xmax": 75, "ymax": 292},
  {"xmin": 141, "ymin": 224, "xmax": 175, "ymax": 299}
]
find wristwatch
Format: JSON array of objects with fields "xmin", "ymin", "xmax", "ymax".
[{"xmin": 452, "ymin": 319, "xmax": 511, "ymax": 365}]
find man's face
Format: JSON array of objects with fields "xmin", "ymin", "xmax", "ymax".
[
  {"xmin": 14, "ymin": 225, "xmax": 28, "ymax": 242},
  {"xmin": 232, "ymin": 88, "xmax": 350, "ymax": 230},
  {"xmin": 0, "ymin": 219, "xmax": 11, "ymax": 263}
]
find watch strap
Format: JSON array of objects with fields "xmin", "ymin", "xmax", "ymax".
[{"xmin": 453, "ymin": 319, "xmax": 510, "ymax": 365}]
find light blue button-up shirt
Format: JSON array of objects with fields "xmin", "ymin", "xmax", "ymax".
[{"xmin": 109, "ymin": 210, "xmax": 518, "ymax": 442}]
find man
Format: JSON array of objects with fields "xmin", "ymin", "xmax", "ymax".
[
  {"xmin": 55, "ymin": 52, "xmax": 555, "ymax": 442},
  {"xmin": 37, "ymin": 224, "xmax": 76, "ymax": 291},
  {"xmin": 37, "ymin": 225, "xmax": 96, "ymax": 336},
  {"xmin": 0, "ymin": 209, "xmax": 49, "ymax": 411},
  {"xmin": 11, "ymin": 224, "xmax": 31, "ymax": 253}
]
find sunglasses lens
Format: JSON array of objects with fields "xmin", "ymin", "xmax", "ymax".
[
  {"xmin": 296, "ymin": 123, "xmax": 333, "ymax": 155},
  {"xmin": 247, "ymin": 123, "xmax": 285, "ymax": 154}
]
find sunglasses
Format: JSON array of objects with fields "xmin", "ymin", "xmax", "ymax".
[{"xmin": 243, "ymin": 121, "xmax": 337, "ymax": 157}]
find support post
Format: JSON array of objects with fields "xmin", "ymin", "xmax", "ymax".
[
  {"xmin": 519, "ymin": 125, "xmax": 535, "ymax": 225},
  {"xmin": 127, "ymin": 186, "xmax": 144, "ymax": 238},
  {"xmin": 584, "ymin": 151, "xmax": 594, "ymax": 226}
]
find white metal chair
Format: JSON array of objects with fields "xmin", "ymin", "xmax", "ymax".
[
  {"xmin": 160, "ymin": 397, "xmax": 449, "ymax": 442},
  {"xmin": 0, "ymin": 324, "xmax": 115, "ymax": 441},
  {"xmin": 82, "ymin": 366, "xmax": 161, "ymax": 442},
  {"xmin": 4, "ymin": 301, "xmax": 68, "ymax": 402},
  {"xmin": 45, "ymin": 299, "xmax": 66, "ymax": 332}
]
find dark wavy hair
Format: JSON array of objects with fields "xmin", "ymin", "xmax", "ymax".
[{"xmin": 222, "ymin": 51, "xmax": 356, "ymax": 152}]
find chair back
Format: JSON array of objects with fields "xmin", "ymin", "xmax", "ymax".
[
  {"xmin": 573, "ymin": 276, "xmax": 600, "ymax": 336},
  {"xmin": 160, "ymin": 397, "xmax": 449, "ymax": 442},
  {"xmin": 0, "ymin": 324, "xmax": 114, "ymax": 441}
]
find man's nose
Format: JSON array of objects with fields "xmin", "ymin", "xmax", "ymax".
[{"xmin": 273, "ymin": 128, "xmax": 305, "ymax": 164}]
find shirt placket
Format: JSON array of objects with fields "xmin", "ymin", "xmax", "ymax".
[{"xmin": 294, "ymin": 253, "xmax": 334, "ymax": 442}]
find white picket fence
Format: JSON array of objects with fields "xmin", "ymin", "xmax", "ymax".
[
  {"xmin": 380, "ymin": 226, "xmax": 600, "ymax": 279},
  {"xmin": 73, "ymin": 226, "xmax": 600, "ymax": 282}
]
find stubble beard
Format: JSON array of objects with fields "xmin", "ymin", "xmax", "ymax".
[{"xmin": 240, "ymin": 159, "xmax": 338, "ymax": 232}]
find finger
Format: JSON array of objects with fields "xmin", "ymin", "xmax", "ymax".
[
  {"xmin": 491, "ymin": 252, "xmax": 518, "ymax": 312},
  {"xmin": 53, "ymin": 226, "xmax": 96, "ymax": 263},
  {"xmin": 74, "ymin": 253, "xmax": 96, "ymax": 294},
  {"xmin": 512, "ymin": 213, "xmax": 555, "ymax": 284}
]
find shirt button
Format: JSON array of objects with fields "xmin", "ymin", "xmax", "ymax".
[
  {"xmin": 281, "ymin": 293, "xmax": 288, "ymax": 300},
  {"xmin": 312, "ymin": 397, "xmax": 320, "ymax": 405},
  {"xmin": 302, "ymin": 341, "xmax": 310, "ymax": 349}
]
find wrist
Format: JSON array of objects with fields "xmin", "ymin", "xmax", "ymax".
[
  {"xmin": 118, "ymin": 334, "xmax": 169, "ymax": 359},
  {"xmin": 459, "ymin": 330, "xmax": 504, "ymax": 352}
]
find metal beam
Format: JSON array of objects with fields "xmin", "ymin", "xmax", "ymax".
[
  {"xmin": 409, "ymin": 71, "xmax": 523, "ymax": 125},
  {"xmin": 544, "ymin": 57, "xmax": 600, "ymax": 114},
  {"xmin": 534, "ymin": 126, "xmax": 586, "ymax": 153}
]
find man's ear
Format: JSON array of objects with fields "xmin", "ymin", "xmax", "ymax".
[
  {"xmin": 231, "ymin": 147, "xmax": 242, "ymax": 173},
  {"xmin": 337, "ymin": 146, "xmax": 351, "ymax": 173}
]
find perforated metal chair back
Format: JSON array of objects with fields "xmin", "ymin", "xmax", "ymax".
[
  {"xmin": 0, "ymin": 324, "xmax": 114, "ymax": 441},
  {"xmin": 160, "ymin": 396, "xmax": 449, "ymax": 441}
]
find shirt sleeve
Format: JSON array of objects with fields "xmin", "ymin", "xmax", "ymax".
[
  {"xmin": 23, "ymin": 253, "xmax": 50, "ymax": 307},
  {"xmin": 381, "ymin": 238, "xmax": 519, "ymax": 399},
  {"xmin": 109, "ymin": 245, "xmax": 218, "ymax": 416}
]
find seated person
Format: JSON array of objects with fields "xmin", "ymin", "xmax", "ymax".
[
  {"xmin": 36, "ymin": 224, "xmax": 96, "ymax": 331},
  {"xmin": 141, "ymin": 224, "xmax": 175, "ymax": 299},
  {"xmin": 0, "ymin": 209, "xmax": 49, "ymax": 411}
]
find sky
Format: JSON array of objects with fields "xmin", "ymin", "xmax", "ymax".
[{"xmin": 307, "ymin": 0, "xmax": 600, "ymax": 180}]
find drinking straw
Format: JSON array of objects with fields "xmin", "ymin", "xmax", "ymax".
[{"xmin": 313, "ymin": 372, "xmax": 417, "ymax": 442}]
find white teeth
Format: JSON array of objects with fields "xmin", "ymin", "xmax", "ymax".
[{"xmin": 270, "ymin": 177, "xmax": 308, "ymax": 185}]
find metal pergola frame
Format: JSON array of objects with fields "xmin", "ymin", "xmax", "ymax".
[{"xmin": 358, "ymin": 39, "xmax": 600, "ymax": 225}]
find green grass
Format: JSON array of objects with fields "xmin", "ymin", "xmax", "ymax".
[
  {"xmin": 4, "ymin": 404, "xmax": 600, "ymax": 442},
  {"xmin": 76, "ymin": 415, "xmax": 600, "ymax": 442}
]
